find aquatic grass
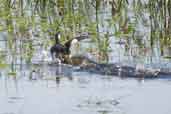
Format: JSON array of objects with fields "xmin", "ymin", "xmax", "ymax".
[
  {"xmin": 0, "ymin": 50, "xmax": 8, "ymax": 69},
  {"xmin": 0, "ymin": 0, "xmax": 171, "ymax": 64},
  {"xmin": 0, "ymin": 63, "xmax": 8, "ymax": 69}
]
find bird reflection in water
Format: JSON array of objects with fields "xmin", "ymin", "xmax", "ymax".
[
  {"xmin": 55, "ymin": 62, "xmax": 73, "ymax": 86},
  {"xmin": 55, "ymin": 76, "xmax": 60, "ymax": 85}
]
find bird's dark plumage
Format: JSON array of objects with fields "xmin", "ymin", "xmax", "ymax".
[
  {"xmin": 50, "ymin": 32, "xmax": 66, "ymax": 60},
  {"xmin": 50, "ymin": 32, "xmax": 89, "ymax": 63}
]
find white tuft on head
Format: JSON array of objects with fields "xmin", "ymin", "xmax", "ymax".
[
  {"xmin": 70, "ymin": 39, "xmax": 81, "ymax": 57},
  {"xmin": 71, "ymin": 39, "xmax": 78, "ymax": 45}
]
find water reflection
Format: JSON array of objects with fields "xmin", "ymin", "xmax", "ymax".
[{"xmin": 0, "ymin": 63, "xmax": 171, "ymax": 114}]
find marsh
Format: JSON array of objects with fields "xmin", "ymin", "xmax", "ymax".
[{"xmin": 0, "ymin": 0, "xmax": 171, "ymax": 114}]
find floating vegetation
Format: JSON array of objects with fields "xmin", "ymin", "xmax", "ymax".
[
  {"xmin": 8, "ymin": 72, "xmax": 17, "ymax": 76},
  {"xmin": 163, "ymin": 56, "xmax": 171, "ymax": 59}
]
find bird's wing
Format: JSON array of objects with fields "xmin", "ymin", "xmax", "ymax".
[{"xmin": 64, "ymin": 34, "xmax": 89, "ymax": 47}]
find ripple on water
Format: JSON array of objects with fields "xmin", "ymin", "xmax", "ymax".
[
  {"xmin": 0, "ymin": 113, "xmax": 15, "ymax": 114},
  {"xmin": 77, "ymin": 97, "xmax": 122, "ymax": 114},
  {"xmin": 7, "ymin": 96, "xmax": 24, "ymax": 104}
]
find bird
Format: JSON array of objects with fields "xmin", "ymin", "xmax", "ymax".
[
  {"xmin": 50, "ymin": 32, "xmax": 66, "ymax": 62},
  {"xmin": 50, "ymin": 32, "xmax": 89, "ymax": 64}
]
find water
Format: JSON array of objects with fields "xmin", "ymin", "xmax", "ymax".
[{"xmin": 0, "ymin": 65, "xmax": 171, "ymax": 114}]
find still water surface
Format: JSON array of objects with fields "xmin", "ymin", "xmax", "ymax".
[{"xmin": 0, "ymin": 66, "xmax": 171, "ymax": 114}]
